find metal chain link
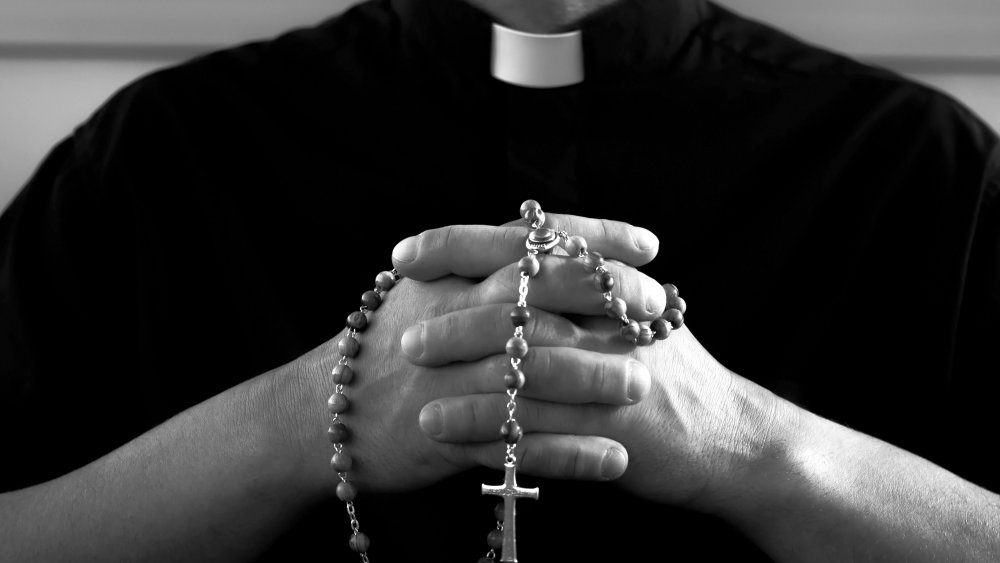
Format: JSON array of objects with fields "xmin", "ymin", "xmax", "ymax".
[
  {"xmin": 517, "ymin": 272, "xmax": 530, "ymax": 308},
  {"xmin": 326, "ymin": 270, "xmax": 403, "ymax": 562},
  {"xmin": 505, "ymin": 259, "xmax": 532, "ymax": 467}
]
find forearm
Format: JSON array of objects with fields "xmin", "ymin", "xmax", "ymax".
[
  {"xmin": 732, "ymin": 407, "xmax": 1000, "ymax": 562},
  {"xmin": 0, "ymin": 367, "xmax": 323, "ymax": 562}
]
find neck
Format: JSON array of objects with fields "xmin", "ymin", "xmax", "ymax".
[{"xmin": 463, "ymin": 0, "xmax": 626, "ymax": 33}]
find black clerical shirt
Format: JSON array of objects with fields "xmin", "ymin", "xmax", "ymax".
[{"xmin": 1, "ymin": 0, "xmax": 998, "ymax": 560}]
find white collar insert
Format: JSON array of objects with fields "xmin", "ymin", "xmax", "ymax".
[{"xmin": 491, "ymin": 23, "xmax": 584, "ymax": 88}]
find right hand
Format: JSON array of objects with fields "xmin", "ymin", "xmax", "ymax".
[{"xmin": 269, "ymin": 215, "xmax": 667, "ymax": 496}]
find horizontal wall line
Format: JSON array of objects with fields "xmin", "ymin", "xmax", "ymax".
[
  {"xmin": 3, "ymin": 42, "xmax": 1000, "ymax": 77},
  {"xmin": 0, "ymin": 42, "xmax": 217, "ymax": 62},
  {"xmin": 863, "ymin": 56, "xmax": 1000, "ymax": 75}
]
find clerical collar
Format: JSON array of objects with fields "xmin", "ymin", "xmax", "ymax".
[
  {"xmin": 392, "ymin": 0, "xmax": 708, "ymax": 85},
  {"xmin": 491, "ymin": 23, "xmax": 584, "ymax": 89}
]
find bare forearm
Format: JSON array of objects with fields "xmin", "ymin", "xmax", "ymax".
[
  {"xmin": 0, "ymin": 368, "xmax": 322, "ymax": 562},
  {"xmin": 734, "ymin": 409, "xmax": 1000, "ymax": 562}
]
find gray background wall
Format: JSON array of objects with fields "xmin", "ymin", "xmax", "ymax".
[{"xmin": 2, "ymin": 0, "xmax": 999, "ymax": 207}]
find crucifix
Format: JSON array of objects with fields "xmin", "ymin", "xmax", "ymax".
[{"xmin": 481, "ymin": 462, "xmax": 539, "ymax": 563}]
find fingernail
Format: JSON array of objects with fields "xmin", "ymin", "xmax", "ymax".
[
  {"xmin": 401, "ymin": 324, "xmax": 424, "ymax": 359},
  {"xmin": 626, "ymin": 360, "xmax": 650, "ymax": 403},
  {"xmin": 601, "ymin": 448, "xmax": 627, "ymax": 480},
  {"xmin": 645, "ymin": 285, "xmax": 666, "ymax": 316},
  {"xmin": 419, "ymin": 404, "xmax": 443, "ymax": 437},
  {"xmin": 392, "ymin": 236, "xmax": 418, "ymax": 264},
  {"xmin": 632, "ymin": 227, "xmax": 658, "ymax": 251}
]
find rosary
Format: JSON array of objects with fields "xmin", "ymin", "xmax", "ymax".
[{"xmin": 326, "ymin": 201, "xmax": 686, "ymax": 562}]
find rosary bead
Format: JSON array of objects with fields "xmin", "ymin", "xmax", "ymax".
[
  {"xmin": 361, "ymin": 290, "xmax": 382, "ymax": 311},
  {"xmin": 519, "ymin": 199, "xmax": 542, "ymax": 220},
  {"xmin": 595, "ymin": 272, "xmax": 615, "ymax": 293},
  {"xmin": 584, "ymin": 250, "xmax": 605, "ymax": 270},
  {"xmin": 670, "ymin": 295, "xmax": 688, "ymax": 315},
  {"xmin": 505, "ymin": 337, "xmax": 529, "ymax": 359},
  {"xmin": 501, "ymin": 420, "xmax": 523, "ymax": 444},
  {"xmin": 651, "ymin": 318, "xmax": 671, "ymax": 340},
  {"xmin": 524, "ymin": 208, "xmax": 546, "ymax": 227},
  {"xmin": 518, "ymin": 255, "xmax": 540, "ymax": 277},
  {"xmin": 332, "ymin": 364, "xmax": 354, "ymax": 384},
  {"xmin": 510, "ymin": 306, "xmax": 531, "ymax": 327},
  {"xmin": 494, "ymin": 502, "xmax": 505, "ymax": 522},
  {"xmin": 338, "ymin": 336, "xmax": 360, "ymax": 358},
  {"xmin": 664, "ymin": 283, "xmax": 679, "ymax": 302},
  {"xmin": 504, "ymin": 368, "xmax": 526, "ymax": 390},
  {"xmin": 336, "ymin": 480, "xmax": 358, "ymax": 502},
  {"xmin": 349, "ymin": 532, "xmax": 371, "ymax": 553},
  {"xmin": 375, "ymin": 271, "xmax": 396, "ymax": 291},
  {"xmin": 637, "ymin": 325, "xmax": 655, "ymax": 346},
  {"xmin": 564, "ymin": 235, "xmax": 588, "ymax": 257},
  {"xmin": 605, "ymin": 297, "xmax": 627, "ymax": 319},
  {"xmin": 621, "ymin": 320, "xmax": 641, "ymax": 342},
  {"xmin": 665, "ymin": 308, "xmax": 685, "ymax": 330},
  {"xmin": 328, "ymin": 422, "xmax": 349, "ymax": 444},
  {"xmin": 331, "ymin": 451, "xmax": 353, "ymax": 472},
  {"xmin": 327, "ymin": 393, "xmax": 349, "ymax": 414},
  {"xmin": 487, "ymin": 529, "xmax": 504, "ymax": 550},
  {"xmin": 346, "ymin": 311, "xmax": 368, "ymax": 332}
]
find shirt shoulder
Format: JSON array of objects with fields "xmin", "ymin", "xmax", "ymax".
[{"xmin": 696, "ymin": 2, "xmax": 997, "ymax": 148}]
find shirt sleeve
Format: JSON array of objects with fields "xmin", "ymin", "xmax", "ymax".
[
  {"xmin": 0, "ymin": 80, "xmax": 165, "ymax": 491},
  {"xmin": 949, "ymin": 141, "xmax": 1000, "ymax": 490}
]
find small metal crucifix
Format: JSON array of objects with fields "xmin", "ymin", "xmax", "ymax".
[{"xmin": 482, "ymin": 462, "xmax": 539, "ymax": 563}]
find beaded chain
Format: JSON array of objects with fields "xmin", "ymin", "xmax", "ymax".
[
  {"xmin": 326, "ymin": 269, "xmax": 401, "ymax": 561},
  {"xmin": 327, "ymin": 201, "xmax": 687, "ymax": 562}
]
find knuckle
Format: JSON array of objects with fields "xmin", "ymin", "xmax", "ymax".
[
  {"xmin": 597, "ymin": 218, "xmax": 614, "ymax": 244},
  {"xmin": 520, "ymin": 399, "xmax": 543, "ymax": 428},
  {"xmin": 490, "ymin": 227, "xmax": 507, "ymax": 253},
  {"xmin": 466, "ymin": 398, "xmax": 490, "ymax": 436},
  {"xmin": 485, "ymin": 354, "xmax": 510, "ymax": 384},
  {"xmin": 439, "ymin": 225, "xmax": 456, "ymax": 251},
  {"xmin": 503, "ymin": 226, "xmax": 526, "ymax": 251},
  {"xmin": 441, "ymin": 310, "xmax": 461, "ymax": 339},
  {"xmin": 419, "ymin": 227, "xmax": 446, "ymax": 253},
  {"xmin": 612, "ymin": 263, "xmax": 640, "ymax": 303},
  {"xmin": 525, "ymin": 347, "xmax": 552, "ymax": 392},
  {"xmin": 449, "ymin": 287, "xmax": 473, "ymax": 316},
  {"xmin": 593, "ymin": 357, "xmax": 617, "ymax": 400},
  {"xmin": 522, "ymin": 307, "xmax": 542, "ymax": 343},
  {"xmin": 484, "ymin": 266, "xmax": 520, "ymax": 304},
  {"xmin": 564, "ymin": 217, "xmax": 583, "ymax": 237},
  {"xmin": 499, "ymin": 302, "xmax": 515, "ymax": 331},
  {"xmin": 562, "ymin": 443, "xmax": 586, "ymax": 479}
]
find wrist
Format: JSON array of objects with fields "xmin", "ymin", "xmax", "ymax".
[
  {"xmin": 245, "ymin": 352, "xmax": 337, "ymax": 504},
  {"xmin": 718, "ymin": 395, "xmax": 826, "ymax": 551},
  {"xmin": 698, "ymin": 378, "xmax": 807, "ymax": 522}
]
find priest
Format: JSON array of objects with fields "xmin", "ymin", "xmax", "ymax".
[{"xmin": 0, "ymin": 0, "xmax": 997, "ymax": 561}]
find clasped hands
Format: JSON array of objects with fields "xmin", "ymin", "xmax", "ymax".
[{"xmin": 283, "ymin": 212, "xmax": 799, "ymax": 519}]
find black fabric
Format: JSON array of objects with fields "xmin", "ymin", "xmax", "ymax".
[{"xmin": 1, "ymin": 0, "xmax": 998, "ymax": 560}]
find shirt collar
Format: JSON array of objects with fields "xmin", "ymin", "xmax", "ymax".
[
  {"xmin": 391, "ymin": 0, "xmax": 708, "ymax": 86},
  {"xmin": 491, "ymin": 23, "xmax": 584, "ymax": 88}
]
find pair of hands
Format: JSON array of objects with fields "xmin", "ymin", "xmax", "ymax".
[{"xmin": 279, "ymin": 212, "xmax": 796, "ymax": 517}]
